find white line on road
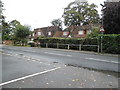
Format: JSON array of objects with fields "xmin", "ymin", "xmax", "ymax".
[
  {"xmin": 86, "ymin": 58, "xmax": 119, "ymax": 64},
  {"xmin": 0, "ymin": 67, "xmax": 61, "ymax": 86},
  {"xmin": 44, "ymin": 52, "xmax": 72, "ymax": 57}
]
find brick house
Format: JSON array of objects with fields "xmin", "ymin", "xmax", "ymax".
[
  {"xmin": 33, "ymin": 26, "xmax": 62, "ymax": 39},
  {"xmin": 62, "ymin": 24, "xmax": 100, "ymax": 38},
  {"xmin": 28, "ymin": 24, "xmax": 100, "ymax": 42}
]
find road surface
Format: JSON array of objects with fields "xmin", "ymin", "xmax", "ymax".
[{"xmin": 0, "ymin": 45, "xmax": 119, "ymax": 88}]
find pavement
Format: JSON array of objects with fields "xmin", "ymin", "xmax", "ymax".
[{"xmin": 0, "ymin": 45, "xmax": 119, "ymax": 88}]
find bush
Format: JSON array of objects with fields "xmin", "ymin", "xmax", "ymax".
[
  {"xmin": 38, "ymin": 37, "xmax": 98, "ymax": 51},
  {"xmin": 98, "ymin": 34, "xmax": 120, "ymax": 54},
  {"xmin": 37, "ymin": 34, "xmax": 120, "ymax": 54}
]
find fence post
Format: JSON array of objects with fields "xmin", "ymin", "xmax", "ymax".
[
  {"xmin": 79, "ymin": 44, "xmax": 81, "ymax": 51},
  {"xmin": 57, "ymin": 43, "xmax": 59, "ymax": 49},
  {"xmin": 46, "ymin": 43, "xmax": 48, "ymax": 48},
  {"xmin": 68, "ymin": 44, "xmax": 70, "ymax": 50},
  {"xmin": 98, "ymin": 45, "xmax": 99, "ymax": 53}
]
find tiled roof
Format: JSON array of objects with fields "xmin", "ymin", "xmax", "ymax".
[{"xmin": 53, "ymin": 31, "xmax": 63, "ymax": 37}]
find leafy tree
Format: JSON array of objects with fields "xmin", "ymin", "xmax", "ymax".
[
  {"xmin": 1, "ymin": 16, "xmax": 11, "ymax": 40},
  {"xmin": 87, "ymin": 27, "xmax": 100, "ymax": 38},
  {"xmin": 0, "ymin": 0, "xmax": 12, "ymax": 41},
  {"xmin": 2, "ymin": 20, "xmax": 21, "ymax": 40},
  {"xmin": 51, "ymin": 19, "xmax": 62, "ymax": 29},
  {"xmin": 9, "ymin": 20, "xmax": 21, "ymax": 40},
  {"xmin": 0, "ymin": 0, "xmax": 4, "ymax": 20},
  {"xmin": 103, "ymin": 2, "xmax": 120, "ymax": 34},
  {"xmin": 62, "ymin": 1, "xmax": 100, "ymax": 26},
  {"xmin": 0, "ymin": 0, "xmax": 4, "ymax": 35},
  {"xmin": 14, "ymin": 25, "xmax": 30, "ymax": 45}
]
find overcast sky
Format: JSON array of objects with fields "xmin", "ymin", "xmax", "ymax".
[{"xmin": 3, "ymin": 0, "xmax": 106, "ymax": 30}]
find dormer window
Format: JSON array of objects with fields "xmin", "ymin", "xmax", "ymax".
[
  {"xmin": 48, "ymin": 32, "xmax": 51, "ymax": 35},
  {"xmin": 78, "ymin": 31, "xmax": 83, "ymax": 35},
  {"xmin": 38, "ymin": 32, "xmax": 41, "ymax": 35}
]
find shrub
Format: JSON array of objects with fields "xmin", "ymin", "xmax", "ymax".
[{"xmin": 37, "ymin": 34, "xmax": 120, "ymax": 54}]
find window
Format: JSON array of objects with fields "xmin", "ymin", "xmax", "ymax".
[
  {"xmin": 31, "ymin": 38, "xmax": 34, "ymax": 41},
  {"xmin": 78, "ymin": 31, "xmax": 83, "ymax": 35},
  {"xmin": 38, "ymin": 32, "xmax": 41, "ymax": 35},
  {"xmin": 63, "ymin": 32, "xmax": 68, "ymax": 35},
  {"xmin": 33, "ymin": 33, "xmax": 34, "ymax": 36},
  {"xmin": 48, "ymin": 32, "xmax": 51, "ymax": 35}
]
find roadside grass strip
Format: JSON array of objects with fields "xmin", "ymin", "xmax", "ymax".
[{"xmin": 0, "ymin": 67, "xmax": 61, "ymax": 86}]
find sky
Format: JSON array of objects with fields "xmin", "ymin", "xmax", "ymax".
[{"xmin": 2, "ymin": 0, "xmax": 106, "ymax": 30}]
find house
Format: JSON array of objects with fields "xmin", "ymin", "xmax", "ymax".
[
  {"xmin": 62, "ymin": 24, "xmax": 100, "ymax": 38},
  {"xmin": 33, "ymin": 26, "xmax": 62, "ymax": 39},
  {"xmin": 29, "ymin": 24, "xmax": 100, "ymax": 41}
]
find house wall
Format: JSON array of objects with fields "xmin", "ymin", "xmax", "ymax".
[{"xmin": 3, "ymin": 40, "xmax": 13, "ymax": 45}]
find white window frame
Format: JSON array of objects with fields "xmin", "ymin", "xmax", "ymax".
[
  {"xmin": 78, "ymin": 31, "xmax": 83, "ymax": 35},
  {"xmin": 63, "ymin": 32, "xmax": 68, "ymax": 36},
  {"xmin": 48, "ymin": 32, "xmax": 51, "ymax": 35},
  {"xmin": 33, "ymin": 33, "xmax": 34, "ymax": 36},
  {"xmin": 38, "ymin": 32, "xmax": 41, "ymax": 36}
]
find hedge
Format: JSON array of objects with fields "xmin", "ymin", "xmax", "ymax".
[
  {"xmin": 37, "ymin": 37, "xmax": 98, "ymax": 52},
  {"xmin": 98, "ymin": 34, "xmax": 120, "ymax": 54},
  {"xmin": 37, "ymin": 34, "xmax": 120, "ymax": 54}
]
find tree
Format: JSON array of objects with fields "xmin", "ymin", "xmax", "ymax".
[
  {"xmin": 103, "ymin": 2, "xmax": 120, "ymax": 34},
  {"xmin": 62, "ymin": 1, "xmax": 100, "ymax": 26},
  {"xmin": 0, "ymin": 0, "xmax": 4, "ymax": 33},
  {"xmin": 51, "ymin": 19, "xmax": 62, "ymax": 29},
  {"xmin": 2, "ymin": 20, "xmax": 21, "ymax": 41},
  {"xmin": 9, "ymin": 20, "xmax": 21, "ymax": 40},
  {"xmin": 87, "ymin": 27, "xmax": 100, "ymax": 38},
  {"xmin": 0, "ymin": 0, "xmax": 11, "ymax": 41},
  {"xmin": 0, "ymin": 0, "xmax": 4, "ymax": 20},
  {"xmin": 14, "ymin": 25, "xmax": 30, "ymax": 45}
]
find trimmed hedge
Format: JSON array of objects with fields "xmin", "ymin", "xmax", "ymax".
[
  {"xmin": 98, "ymin": 34, "xmax": 120, "ymax": 54},
  {"xmin": 38, "ymin": 37, "xmax": 98, "ymax": 52},
  {"xmin": 37, "ymin": 34, "xmax": 120, "ymax": 54}
]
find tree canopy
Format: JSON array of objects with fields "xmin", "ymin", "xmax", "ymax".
[
  {"xmin": 103, "ymin": 2, "xmax": 120, "ymax": 34},
  {"xmin": 62, "ymin": 1, "xmax": 100, "ymax": 26},
  {"xmin": 51, "ymin": 19, "xmax": 62, "ymax": 29}
]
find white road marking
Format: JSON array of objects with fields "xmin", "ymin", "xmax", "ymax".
[
  {"xmin": 86, "ymin": 58, "xmax": 119, "ymax": 64},
  {"xmin": 44, "ymin": 52, "xmax": 72, "ymax": 57},
  {"xmin": 0, "ymin": 67, "xmax": 61, "ymax": 86}
]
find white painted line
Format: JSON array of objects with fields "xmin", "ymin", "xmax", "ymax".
[
  {"xmin": 86, "ymin": 58, "xmax": 119, "ymax": 64},
  {"xmin": 44, "ymin": 52, "xmax": 72, "ymax": 57},
  {"xmin": 66, "ymin": 55, "xmax": 72, "ymax": 57},
  {"xmin": 0, "ymin": 67, "xmax": 61, "ymax": 86}
]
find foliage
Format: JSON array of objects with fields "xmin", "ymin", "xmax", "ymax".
[
  {"xmin": 0, "ymin": 0, "xmax": 4, "ymax": 19},
  {"xmin": 98, "ymin": 34, "xmax": 120, "ymax": 54},
  {"xmin": 1, "ymin": 17, "xmax": 11, "ymax": 40},
  {"xmin": 51, "ymin": 19, "xmax": 62, "ymax": 29},
  {"xmin": 14, "ymin": 25, "xmax": 30, "ymax": 45},
  {"xmin": 103, "ymin": 2, "xmax": 120, "ymax": 34},
  {"xmin": 62, "ymin": 1, "xmax": 100, "ymax": 26},
  {"xmin": 37, "ymin": 34, "xmax": 120, "ymax": 54},
  {"xmin": 1, "ymin": 18, "xmax": 31, "ymax": 45},
  {"xmin": 87, "ymin": 27, "xmax": 101, "ymax": 38},
  {"xmin": 38, "ymin": 37, "xmax": 98, "ymax": 52}
]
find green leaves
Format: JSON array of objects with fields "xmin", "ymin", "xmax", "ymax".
[
  {"xmin": 63, "ymin": 1, "xmax": 100, "ymax": 26},
  {"xmin": 103, "ymin": 2, "xmax": 120, "ymax": 34},
  {"xmin": 15, "ymin": 25, "xmax": 30, "ymax": 39},
  {"xmin": 51, "ymin": 19, "xmax": 62, "ymax": 29}
]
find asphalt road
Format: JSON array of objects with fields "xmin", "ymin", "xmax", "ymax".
[
  {"xmin": 0, "ymin": 45, "xmax": 119, "ymax": 88},
  {"xmin": 1, "ymin": 45, "xmax": 119, "ymax": 72}
]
